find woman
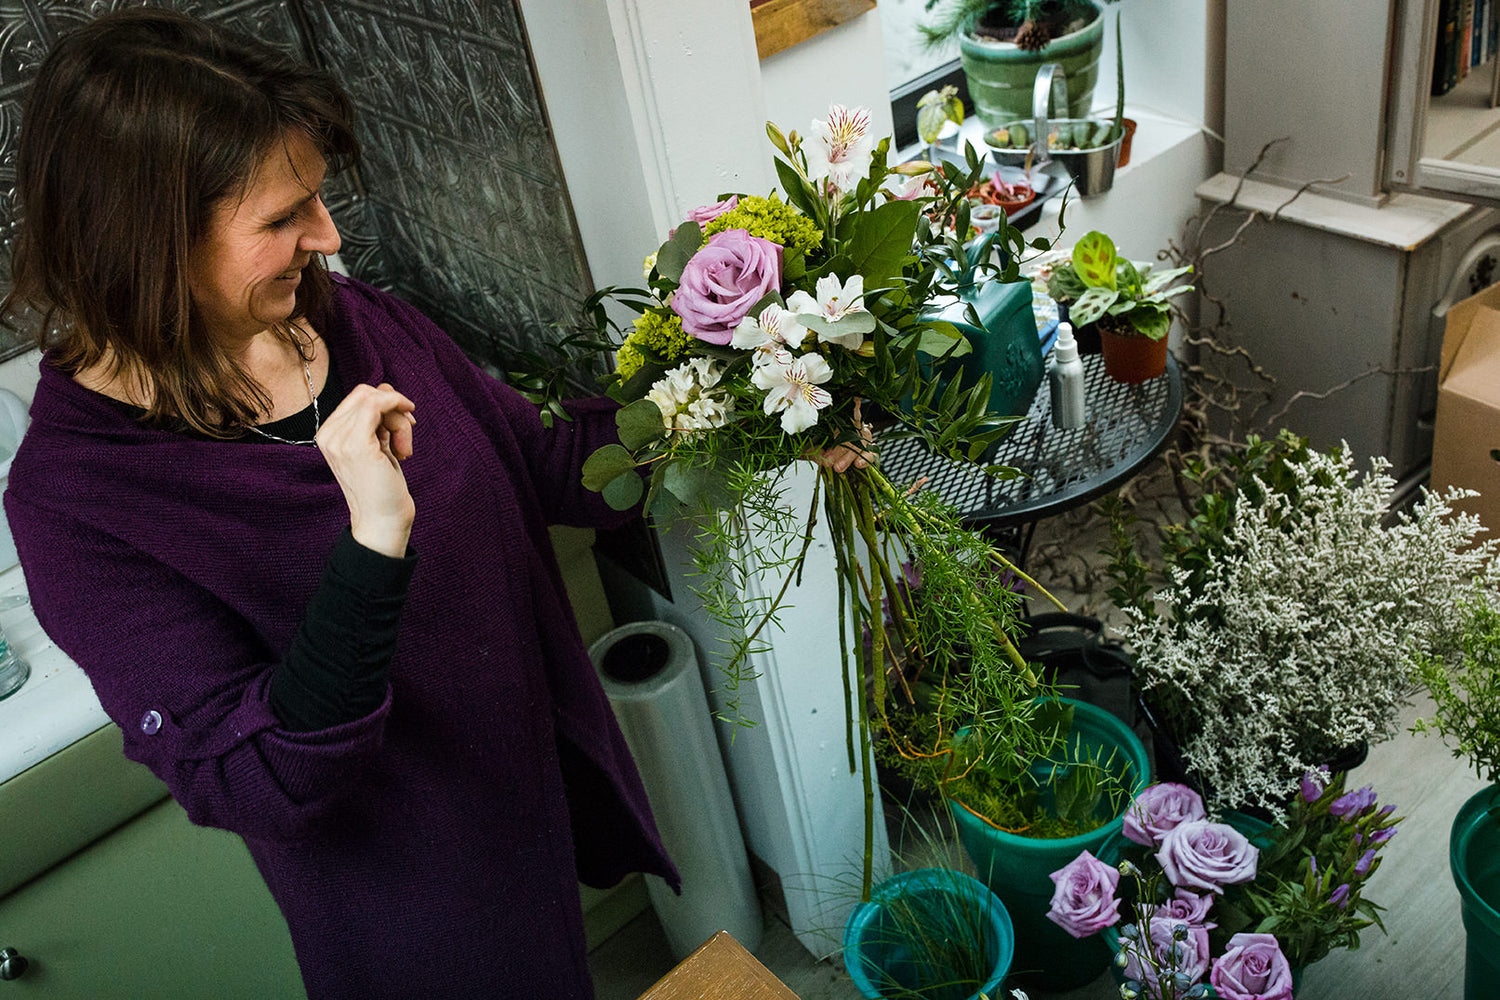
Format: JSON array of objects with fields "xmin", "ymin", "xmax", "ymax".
[{"xmin": 2, "ymin": 9, "xmax": 677, "ymax": 998}]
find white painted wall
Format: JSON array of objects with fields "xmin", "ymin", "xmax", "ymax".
[{"xmin": 759, "ymin": 10, "xmax": 895, "ymax": 146}]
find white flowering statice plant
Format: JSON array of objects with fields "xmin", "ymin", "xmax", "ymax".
[{"xmin": 1115, "ymin": 434, "xmax": 1500, "ymax": 815}]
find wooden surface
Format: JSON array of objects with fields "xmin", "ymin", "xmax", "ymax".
[
  {"xmin": 636, "ymin": 931, "xmax": 800, "ymax": 1000},
  {"xmin": 751, "ymin": 0, "xmax": 876, "ymax": 59}
]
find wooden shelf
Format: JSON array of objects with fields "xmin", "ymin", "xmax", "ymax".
[{"xmin": 751, "ymin": 0, "xmax": 875, "ymax": 60}]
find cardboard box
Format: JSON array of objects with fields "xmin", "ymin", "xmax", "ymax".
[{"xmin": 1431, "ymin": 281, "xmax": 1500, "ymax": 536}]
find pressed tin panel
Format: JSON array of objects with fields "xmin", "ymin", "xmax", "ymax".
[{"xmin": 0, "ymin": 0, "xmax": 594, "ymax": 380}]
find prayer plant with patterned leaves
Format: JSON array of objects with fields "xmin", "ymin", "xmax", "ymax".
[{"xmin": 571, "ymin": 104, "xmax": 1071, "ymax": 896}]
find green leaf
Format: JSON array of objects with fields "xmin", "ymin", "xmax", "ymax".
[
  {"xmin": 1047, "ymin": 267, "xmax": 1088, "ymax": 302},
  {"xmin": 913, "ymin": 322, "xmax": 971, "ymax": 358},
  {"xmin": 845, "ymin": 199, "xmax": 921, "ymax": 291},
  {"xmin": 655, "ymin": 221, "xmax": 703, "ymax": 282},
  {"xmin": 616, "ymin": 398, "xmax": 668, "ymax": 450},
  {"xmin": 663, "ymin": 461, "xmax": 732, "ymax": 509},
  {"xmin": 1072, "ymin": 231, "xmax": 1117, "ymax": 288},
  {"xmin": 775, "ymin": 157, "xmax": 821, "ymax": 222},
  {"xmin": 581, "ymin": 444, "xmax": 637, "ymax": 492},
  {"xmin": 601, "ymin": 470, "xmax": 644, "ymax": 510},
  {"xmin": 1127, "ymin": 304, "xmax": 1172, "ymax": 340},
  {"xmin": 1069, "ymin": 286, "xmax": 1119, "ymax": 327},
  {"xmin": 1143, "ymin": 264, "xmax": 1194, "ymax": 295}
]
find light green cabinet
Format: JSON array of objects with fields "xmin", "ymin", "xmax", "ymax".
[{"xmin": 0, "ymin": 729, "xmax": 305, "ymax": 999}]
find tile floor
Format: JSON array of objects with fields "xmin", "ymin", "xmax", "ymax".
[{"xmin": 588, "ymin": 691, "xmax": 1486, "ymax": 1000}]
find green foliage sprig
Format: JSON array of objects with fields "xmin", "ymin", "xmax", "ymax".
[{"xmin": 1414, "ymin": 600, "xmax": 1500, "ymax": 785}]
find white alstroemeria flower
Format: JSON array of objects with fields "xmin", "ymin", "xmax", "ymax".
[
  {"xmin": 880, "ymin": 173, "xmax": 929, "ymax": 203},
  {"xmin": 730, "ymin": 304, "xmax": 812, "ymax": 360},
  {"xmin": 805, "ymin": 104, "xmax": 874, "ymax": 191},
  {"xmin": 752, "ymin": 349, "xmax": 833, "ymax": 434},
  {"xmin": 787, "ymin": 273, "xmax": 869, "ymax": 350},
  {"xmin": 647, "ymin": 358, "xmax": 730, "ymax": 435}
]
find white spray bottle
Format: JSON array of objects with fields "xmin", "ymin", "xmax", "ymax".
[{"xmin": 1049, "ymin": 320, "xmax": 1087, "ymax": 430}]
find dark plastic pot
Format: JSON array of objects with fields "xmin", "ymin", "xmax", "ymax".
[
  {"xmin": 948, "ymin": 698, "xmax": 1150, "ymax": 991},
  {"xmin": 1451, "ymin": 784, "xmax": 1500, "ymax": 1000},
  {"xmin": 843, "ymin": 868, "xmax": 1015, "ymax": 1000}
]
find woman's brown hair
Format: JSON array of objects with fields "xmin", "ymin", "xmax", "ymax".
[{"xmin": 3, "ymin": 7, "xmax": 360, "ymax": 435}]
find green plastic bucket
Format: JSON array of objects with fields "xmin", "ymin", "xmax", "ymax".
[
  {"xmin": 948, "ymin": 698, "xmax": 1149, "ymax": 991},
  {"xmin": 843, "ymin": 868, "xmax": 1015, "ymax": 1000},
  {"xmin": 1452, "ymin": 784, "xmax": 1500, "ymax": 1000},
  {"xmin": 958, "ymin": 14, "xmax": 1105, "ymax": 130}
]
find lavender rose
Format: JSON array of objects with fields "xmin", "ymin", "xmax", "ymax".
[
  {"xmin": 1123, "ymin": 783, "xmax": 1207, "ymax": 847},
  {"xmin": 1210, "ymin": 933, "xmax": 1294, "ymax": 1000},
  {"xmin": 670, "ymin": 196, "xmax": 739, "ymax": 238},
  {"xmin": 672, "ymin": 228, "xmax": 783, "ymax": 345},
  {"xmin": 1045, "ymin": 850, "xmax": 1121, "ymax": 939},
  {"xmin": 1156, "ymin": 820, "xmax": 1259, "ymax": 894},
  {"xmin": 1160, "ymin": 888, "xmax": 1216, "ymax": 928},
  {"xmin": 1120, "ymin": 915, "xmax": 1210, "ymax": 988}
]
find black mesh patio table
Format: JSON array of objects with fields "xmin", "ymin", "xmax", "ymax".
[{"xmin": 878, "ymin": 353, "xmax": 1182, "ymax": 555}]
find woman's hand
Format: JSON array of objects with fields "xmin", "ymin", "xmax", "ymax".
[
  {"xmin": 315, "ymin": 383, "xmax": 417, "ymax": 558},
  {"xmin": 809, "ymin": 399, "xmax": 876, "ymax": 473}
]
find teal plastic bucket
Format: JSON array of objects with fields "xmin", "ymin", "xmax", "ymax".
[
  {"xmin": 1451, "ymin": 784, "xmax": 1500, "ymax": 1000},
  {"xmin": 843, "ymin": 868, "xmax": 1015, "ymax": 1000},
  {"xmin": 948, "ymin": 698, "xmax": 1149, "ymax": 991}
]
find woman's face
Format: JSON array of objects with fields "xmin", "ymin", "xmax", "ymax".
[{"xmin": 188, "ymin": 132, "xmax": 341, "ymax": 344}]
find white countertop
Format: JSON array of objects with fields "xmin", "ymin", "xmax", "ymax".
[{"xmin": 0, "ymin": 561, "xmax": 109, "ymax": 786}]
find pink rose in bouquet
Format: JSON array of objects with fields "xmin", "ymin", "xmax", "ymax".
[
  {"xmin": 1210, "ymin": 932, "xmax": 1295, "ymax": 1000},
  {"xmin": 1156, "ymin": 820, "xmax": 1259, "ymax": 894},
  {"xmin": 1123, "ymin": 782, "xmax": 1207, "ymax": 847},
  {"xmin": 672, "ymin": 228, "xmax": 783, "ymax": 345},
  {"xmin": 1044, "ymin": 850, "xmax": 1121, "ymax": 939}
]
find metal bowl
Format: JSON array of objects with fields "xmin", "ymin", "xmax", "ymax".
[{"xmin": 986, "ymin": 118, "xmax": 1124, "ymax": 198}]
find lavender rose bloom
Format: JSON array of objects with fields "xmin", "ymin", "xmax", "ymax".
[
  {"xmin": 670, "ymin": 196, "xmax": 740, "ymax": 238},
  {"xmin": 1210, "ymin": 933, "xmax": 1294, "ymax": 1000},
  {"xmin": 1121, "ymin": 915, "xmax": 1210, "ymax": 988},
  {"xmin": 1123, "ymin": 783, "xmax": 1207, "ymax": 847},
  {"xmin": 1046, "ymin": 851, "xmax": 1122, "ymax": 939},
  {"xmin": 1160, "ymin": 888, "xmax": 1216, "ymax": 928},
  {"xmin": 672, "ymin": 228, "xmax": 783, "ymax": 345},
  {"xmin": 1156, "ymin": 821, "xmax": 1259, "ymax": 894}
]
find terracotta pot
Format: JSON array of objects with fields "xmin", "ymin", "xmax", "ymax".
[
  {"xmin": 1116, "ymin": 117, "xmax": 1138, "ymax": 167},
  {"xmin": 996, "ymin": 188, "xmax": 1036, "ymax": 217},
  {"xmin": 1099, "ymin": 326, "xmax": 1167, "ymax": 383}
]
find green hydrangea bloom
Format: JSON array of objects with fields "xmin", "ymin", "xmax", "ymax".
[
  {"xmin": 615, "ymin": 309, "xmax": 693, "ymax": 381},
  {"xmin": 704, "ymin": 194, "xmax": 823, "ymax": 256}
]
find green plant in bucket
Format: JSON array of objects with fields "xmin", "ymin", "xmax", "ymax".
[{"xmin": 1414, "ymin": 599, "xmax": 1500, "ymax": 789}]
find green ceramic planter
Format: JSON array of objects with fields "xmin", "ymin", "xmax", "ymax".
[
  {"xmin": 948, "ymin": 698, "xmax": 1149, "ymax": 991},
  {"xmin": 958, "ymin": 13, "xmax": 1105, "ymax": 130},
  {"xmin": 1451, "ymin": 784, "xmax": 1500, "ymax": 1000}
]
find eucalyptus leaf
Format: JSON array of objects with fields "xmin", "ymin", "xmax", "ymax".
[
  {"xmin": 655, "ymin": 221, "xmax": 703, "ymax": 282},
  {"xmin": 581, "ymin": 444, "xmax": 637, "ymax": 492},
  {"xmin": 616, "ymin": 398, "xmax": 668, "ymax": 449},
  {"xmin": 601, "ymin": 470, "xmax": 644, "ymax": 511},
  {"xmin": 663, "ymin": 461, "xmax": 732, "ymax": 510}
]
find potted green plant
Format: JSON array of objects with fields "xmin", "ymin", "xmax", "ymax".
[
  {"xmin": 922, "ymin": 0, "xmax": 1118, "ymax": 129},
  {"xmin": 1414, "ymin": 600, "xmax": 1500, "ymax": 1000},
  {"xmin": 880, "ymin": 694, "xmax": 1149, "ymax": 991},
  {"xmin": 1044, "ymin": 229, "xmax": 1192, "ymax": 382},
  {"xmin": 1105, "ymin": 431, "xmax": 1500, "ymax": 819}
]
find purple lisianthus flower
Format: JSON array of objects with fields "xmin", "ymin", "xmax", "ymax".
[
  {"xmin": 672, "ymin": 228, "xmax": 784, "ymax": 345},
  {"xmin": 1045, "ymin": 851, "xmax": 1122, "ymax": 939},
  {"xmin": 1156, "ymin": 821, "xmax": 1259, "ymax": 894},
  {"xmin": 1210, "ymin": 933, "xmax": 1294, "ymax": 1000},
  {"xmin": 1328, "ymin": 883, "xmax": 1351, "ymax": 908},
  {"xmin": 1354, "ymin": 848, "xmax": 1378, "ymax": 875},
  {"xmin": 1120, "ymin": 915, "xmax": 1210, "ymax": 988},
  {"xmin": 1123, "ymin": 783, "xmax": 1207, "ymax": 847},
  {"xmin": 1371, "ymin": 825, "xmax": 1398, "ymax": 844},
  {"xmin": 1330, "ymin": 784, "xmax": 1377, "ymax": 820},
  {"xmin": 1160, "ymin": 888, "xmax": 1216, "ymax": 928},
  {"xmin": 1300, "ymin": 766, "xmax": 1330, "ymax": 802}
]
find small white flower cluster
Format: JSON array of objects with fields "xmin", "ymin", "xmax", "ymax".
[
  {"xmin": 646, "ymin": 357, "xmax": 732, "ymax": 436},
  {"xmin": 1123, "ymin": 446, "xmax": 1500, "ymax": 816}
]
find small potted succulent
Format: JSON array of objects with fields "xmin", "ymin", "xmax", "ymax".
[
  {"xmin": 968, "ymin": 168, "xmax": 1038, "ymax": 217},
  {"xmin": 922, "ymin": 1, "xmax": 1118, "ymax": 129},
  {"xmin": 1413, "ymin": 599, "xmax": 1500, "ymax": 999},
  {"xmin": 1045, "ymin": 229, "xmax": 1192, "ymax": 382}
]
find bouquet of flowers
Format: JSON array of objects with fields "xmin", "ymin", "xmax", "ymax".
[
  {"xmin": 572, "ymin": 104, "xmax": 1067, "ymax": 893},
  {"xmin": 1046, "ymin": 775, "xmax": 1400, "ymax": 999}
]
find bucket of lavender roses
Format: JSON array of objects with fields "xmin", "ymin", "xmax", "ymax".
[{"xmin": 1045, "ymin": 773, "xmax": 1400, "ymax": 999}]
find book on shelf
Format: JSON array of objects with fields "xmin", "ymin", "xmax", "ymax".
[
  {"xmin": 1460, "ymin": 0, "xmax": 1474, "ymax": 80},
  {"xmin": 1435, "ymin": 0, "xmax": 1463, "ymax": 95}
]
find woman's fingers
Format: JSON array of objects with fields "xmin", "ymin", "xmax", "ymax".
[{"xmin": 315, "ymin": 383, "xmax": 417, "ymax": 557}]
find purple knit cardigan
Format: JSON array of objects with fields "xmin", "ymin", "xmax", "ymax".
[{"xmin": 5, "ymin": 276, "xmax": 678, "ymax": 999}]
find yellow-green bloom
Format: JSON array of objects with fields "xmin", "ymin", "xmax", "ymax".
[
  {"xmin": 615, "ymin": 310, "xmax": 694, "ymax": 381},
  {"xmin": 704, "ymin": 194, "xmax": 823, "ymax": 257}
]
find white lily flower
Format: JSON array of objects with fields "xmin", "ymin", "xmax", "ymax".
[
  {"xmin": 788, "ymin": 273, "xmax": 869, "ymax": 350},
  {"xmin": 731, "ymin": 304, "xmax": 812, "ymax": 361},
  {"xmin": 805, "ymin": 104, "xmax": 874, "ymax": 192},
  {"xmin": 752, "ymin": 349, "xmax": 833, "ymax": 434}
]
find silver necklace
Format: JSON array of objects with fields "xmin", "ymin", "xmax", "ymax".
[{"xmin": 245, "ymin": 355, "xmax": 319, "ymax": 446}]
